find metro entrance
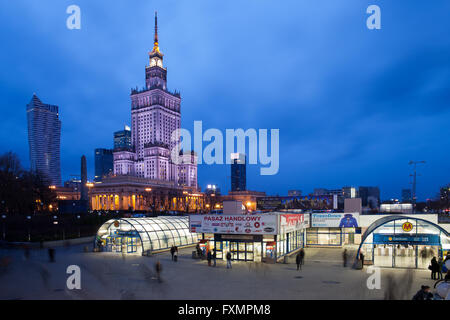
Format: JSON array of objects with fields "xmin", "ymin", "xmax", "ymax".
[{"xmin": 373, "ymin": 244, "xmax": 440, "ymax": 268}]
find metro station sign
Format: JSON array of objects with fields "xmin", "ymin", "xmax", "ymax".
[{"xmin": 402, "ymin": 222, "xmax": 414, "ymax": 232}]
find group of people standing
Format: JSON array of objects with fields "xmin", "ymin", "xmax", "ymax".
[{"xmin": 430, "ymin": 254, "xmax": 450, "ymax": 280}]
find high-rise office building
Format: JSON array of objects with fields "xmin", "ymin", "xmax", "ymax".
[
  {"xmin": 94, "ymin": 148, "xmax": 113, "ymax": 182},
  {"xmin": 114, "ymin": 125, "xmax": 132, "ymax": 150},
  {"xmin": 359, "ymin": 186, "xmax": 380, "ymax": 208},
  {"xmin": 231, "ymin": 153, "xmax": 246, "ymax": 192},
  {"xmin": 26, "ymin": 94, "xmax": 61, "ymax": 186},
  {"xmin": 402, "ymin": 189, "xmax": 412, "ymax": 203},
  {"xmin": 342, "ymin": 186, "xmax": 357, "ymax": 199},
  {"xmin": 80, "ymin": 155, "xmax": 88, "ymax": 201},
  {"xmin": 113, "ymin": 13, "xmax": 198, "ymax": 188}
]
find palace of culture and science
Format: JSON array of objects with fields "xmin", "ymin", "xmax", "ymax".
[{"xmin": 90, "ymin": 14, "xmax": 202, "ymax": 212}]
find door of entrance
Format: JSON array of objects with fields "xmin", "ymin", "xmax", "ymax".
[
  {"xmin": 229, "ymin": 241, "xmax": 254, "ymax": 261},
  {"xmin": 393, "ymin": 245, "xmax": 416, "ymax": 268}
]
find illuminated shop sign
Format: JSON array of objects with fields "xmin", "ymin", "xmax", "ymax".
[
  {"xmin": 189, "ymin": 215, "xmax": 278, "ymax": 235},
  {"xmin": 373, "ymin": 233, "xmax": 440, "ymax": 245}
]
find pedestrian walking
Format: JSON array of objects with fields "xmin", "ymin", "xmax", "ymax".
[
  {"xmin": 299, "ymin": 248, "xmax": 305, "ymax": 267},
  {"xmin": 213, "ymin": 248, "xmax": 217, "ymax": 267},
  {"xmin": 196, "ymin": 244, "xmax": 202, "ymax": 258},
  {"xmin": 295, "ymin": 252, "xmax": 302, "ymax": 270},
  {"xmin": 170, "ymin": 245, "xmax": 175, "ymax": 261},
  {"xmin": 438, "ymin": 257, "xmax": 444, "ymax": 280},
  {"xmin": 207, "ymin": 250, "xmax": 212, "ymax": 267},
  {"xmin": 48, "ymin": 248, "xmax": 55, "ymax": 263},
  {"xmin": 155, "ymin": 260, "xmax": 162, "ymax": 282},
  {"xmin": 343, "ymin": 249, "xmax": 348, "ymax": 267},
  {"xmin": 412, "ymin": 285, "xmax": 433, "ymax": 300},
  {"xmin": 226, "ymin": 251, "xmax": 232, "ymax": 269},
  {"xmin": 360, "ymin": 252, "xmax": 365, "ymax": 269},
  {"xmin": 173, "ymin": 249, "xmax": 178, "ymax": 262},
  {"xmin": 430, "ymin": 257, "xmax": 439, "ymax": 280}
]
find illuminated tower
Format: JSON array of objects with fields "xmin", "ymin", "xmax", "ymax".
[{"xmin": 113, "ymin": 13, "xmax": 197, "ymax": 188}]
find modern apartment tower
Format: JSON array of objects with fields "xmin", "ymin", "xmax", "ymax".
[
  {"xmin": 231, "ymin": 153, "xmax": 246, "ymax": 192},
  {"xmin": 26, "ymin": 94, "xmax": 61, "ymax": 186},
  {"xmin": 113, "ymin": 12, "xmax": 198, "ymax": 188},
  {"xmin": 94, "ymin": 148, "xmax": 113, "ymax": 182}
]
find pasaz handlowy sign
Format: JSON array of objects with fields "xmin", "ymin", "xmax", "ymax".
[{"xmin": 189, "ymin": 215, "xmax": 278, "ymax": 235}]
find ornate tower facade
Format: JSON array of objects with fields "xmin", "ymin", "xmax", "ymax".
[{"xmin": 113, "ymin": 13, "xmax": 197, "ymax": 188}]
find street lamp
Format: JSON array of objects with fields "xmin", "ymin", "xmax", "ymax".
[
  {"xmin": 2, "ymin": 214, "xmax": 6, "ymax": 240},
  {"xmin": 76, "ymin": 215, "xmax": 81, "ymax": 238},
  {"xmin": 26, "ymin": 216, "xmax": 31, "ymax": 242}
]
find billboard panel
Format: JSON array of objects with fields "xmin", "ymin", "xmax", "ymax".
[
  {"xmin": 257, "ymin": 196, "xmax": 333, "ymax": 211},
  {"xmin": 279, "ymin": 214, "xmax": 309, "ymax": 234},
  {"xmin": 189, "ymin": 214, "xmax": 278, "ymax": 235},
  {"xmin": 311, "ymin": 212, "xmax": 359, "ymax": 228}
]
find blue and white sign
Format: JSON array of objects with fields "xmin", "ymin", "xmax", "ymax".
[
  {"xmin": 373, "ymin": 233, "xmax": 440, "ymax": 245},
  {"xmin": 311, "ymin": 213, "xmax": 359, "ymax": 228}
]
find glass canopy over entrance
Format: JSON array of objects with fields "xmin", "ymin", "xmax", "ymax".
[
  {"xmin": 358, "ymin": 216, "xmax": 450, "ymax": 269},
  {"xmin": 96, "ymin": 216, "xmax": 198, "ymax": 254}
]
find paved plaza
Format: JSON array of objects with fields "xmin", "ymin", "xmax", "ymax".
[{"xmin": 0, "ymin": 244, "xmax": 438, "ymax": 300}]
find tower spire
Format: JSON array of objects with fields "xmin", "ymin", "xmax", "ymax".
[{"xmin": 152, "ymin": 11, "xmax": 160, "ymax": 54}]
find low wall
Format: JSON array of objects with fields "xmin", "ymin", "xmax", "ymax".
[{"xmin": 1, "ymin": 236, "xmax": 95, "ymax": 249}]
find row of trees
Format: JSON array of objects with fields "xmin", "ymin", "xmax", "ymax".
[{"xmin": 0, "ymin": 152, "xmax": 56, "ymax": 215}]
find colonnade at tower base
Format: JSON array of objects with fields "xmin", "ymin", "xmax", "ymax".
[{"xmin": 89, "ymin": 176, "xmax": 204, "ymax": 212}]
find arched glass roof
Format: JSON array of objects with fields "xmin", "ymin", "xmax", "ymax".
[
  {"xmin": 357, "ymin": 215, "xmax": 450, "ymax": 257},
  {"xmin": 97, "ymin": 216, "xmax": 197, "ymax": 253}
]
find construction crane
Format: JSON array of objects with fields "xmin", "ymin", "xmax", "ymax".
[{"xmin": 409, "ymin": 160, "xmax": 426, "ymax": 212}]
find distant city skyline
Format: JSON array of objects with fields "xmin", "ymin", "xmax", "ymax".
[{"xmin": 2, "ymin": 1, "xmax": 449, "ymax": 200}]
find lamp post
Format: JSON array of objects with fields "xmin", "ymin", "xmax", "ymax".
[
  {"xmin": 77, "ymin": 215, "xmax": 81, "ymax": 238},
  {"xmin": 2, "ymin": 214, "xmax": 6, "ymax": 240},
  {"xmin": 26, "ymin": 216, "xmax": 31, "ymax": 242},
  {"xmin": 53, "ymin": 215, "xmax": 58, "ymax": 239}
]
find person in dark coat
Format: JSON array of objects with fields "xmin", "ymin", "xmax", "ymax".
[
  {"xmin": 296, "ymin": 252, "xmax": 302, "ymax": 270},
  {"xmin": 226, "ymin": 251, "xmax": 232, "ymax": 269},
  {"xmin": 430, "ymin": 257, "xmax": 439, "ymax": 280},
  {"xmin": 343, "ymin": 249, "xmax": 348, "ymax": 267},
  {"xmin": 360, "ymin": 252, "xmax": 365, "ymax": 269},
  {"xmin": 207, "ymin": 251, "xmax": 212, "ymax": 266},
  {"xmin": 212, "ymin": 248, "xmax": 217, "ymax": 267},
  {"xmin": 170, "ymin": 246, "xmax": 175, "ymax": 261},
  {"xmin": 299, "ymin": 248, "xmax": 305, "ymax": 266},
  {"xmin": 412, "ymin": 285, "xmax": 433, "ymax": 300}
]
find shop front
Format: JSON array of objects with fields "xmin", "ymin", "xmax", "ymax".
[
  {"xmin": 189, "ymin": 212, "xmax": 308, "ymax": 263},
  {"xmin": 306, "ymin": 212, "xmax": 361, "ymax": 246},
  {"xmin": 357, "ymin": 216, "xmax": 450, "ymax": 269}
]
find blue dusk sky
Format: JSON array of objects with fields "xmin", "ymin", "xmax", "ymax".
[{"xmin": 0, "ymin": 0, "xmax": 449, "ymax": 201}]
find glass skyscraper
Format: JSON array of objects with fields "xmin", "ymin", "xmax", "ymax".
[
  {"xmin": 26, "ymin": 94, "xmax": 61, "ymax": 186},
  {"xmin": 114, "ymin": 126, "xmax": 132, "ymax": 150},
  {"xmin": 94, "ymin": 148, "xmax": 113, "ymax": 182},
  {"xmin": 231, "ymin": 153, "xmax": 246, "ymax": 192}
]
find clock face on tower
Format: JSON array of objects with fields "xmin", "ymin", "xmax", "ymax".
[
  {"xmin": 157, "ymin": 59, "xmax": 162, "ymax": 67},
  {"xmin": 150, "ymin": 58, "xmax": 157, "ymax": 67}
]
